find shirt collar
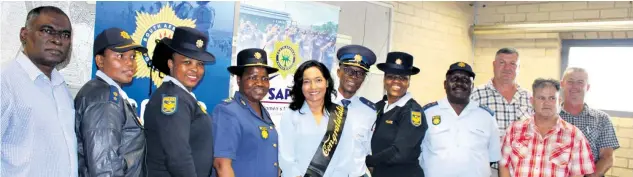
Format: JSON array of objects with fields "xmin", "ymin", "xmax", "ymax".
[
  {"xmin": 526, "ymin": 116, "xmax": 565, "ymax": 136},
  {"xmin": 383, "ymin": 92, "xmax": 412, "ymax": 112},
  {"xmin": 163, "ymin": 75, "xmax": 196, "ymax": 98},
  {"xmin": 438, "ymin": 97, "xmax": 479, "ymax": 113},
  {"xmin": 333, "ymin": 89, "xmax": 358, "ymax": 104},
  {"xmin": 233, "ymin": 91, "xmax": 248, "ymax": 106},
  {"xmin": 485, "ymin": 79, "xmax": 523, "ymax": 91},
  {"xmin": 560, "ymin": 102, "xmax": 590, "ymax": 116},
  {"xmin": 16, "ymin": 52, "xmax": 64, "ymax": 86},
  {"xmin": 96, "ymin": 70, "xmax": 130, "ymax": 100}
]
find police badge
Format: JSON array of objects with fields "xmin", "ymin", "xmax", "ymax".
[
  {"xmin": 432, "ymin": 115, "xmax": 441, "ymax": 125},
  {"xmin": 161, "ymin": 96, "xmax": 178, "ymax": 115},
  {"xmin": 259, "ymin": 126, "xmax": 269, "ymax": 139},
  {"xmin": 411, "ymin": 111, "xmax": 422, "ymax": 127}
]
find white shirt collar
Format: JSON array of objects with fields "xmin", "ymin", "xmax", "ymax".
[
  {"xmin": 333, "ymin": 89, "xmax": 358, "ymax": 104},
  {"xmin": 16, "ymin": 51, "xmax": 64, "ymax": 85},
  {"xmin": 163, "ymin": 75, "xmax": 196, "ymax": 98},
  {"xmin": 383, "ymin": 92, "xmax": 412, "ymax": 112},
  {"xmin": 95, "ymin": 70, "xmax": 130, "ymax": 100},
  {"xmin": 438, "ymin": 97, "xmax": 479, "ymax": 115}
]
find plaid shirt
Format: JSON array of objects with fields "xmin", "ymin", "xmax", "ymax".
[
  {"xmin": 500, "ymin": 117, "xmax": 595, "ymax": 177},
  {"xmin": 560, "ymin": 103, "xmax": 620, "ymax": 163},
  {"xmin": 471, "ymin": 80, "xmax": 533, "ymax": 136}
]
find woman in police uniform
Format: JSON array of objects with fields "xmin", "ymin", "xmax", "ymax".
[
  {"xmin": 144, "ymin": 27, "xmax": 215, "ymax": 177},
  {"xmin": 212, "ymin": 48, "xmax": 280, "ymax": 177},
  {"xmin": 366, "ymin": 52, "xmax": 427, "ymax": 177},
  {"xmin": 278, "ymin": 60, "xmax": 356, "ymax": 177}
]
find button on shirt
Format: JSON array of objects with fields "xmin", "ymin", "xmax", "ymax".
[
  {"xmin": 499, "ymin": 117, "xmax": 595, "ymax": 177},
  {"xmin": 333, "ymin": 91, "xmax": 376, "ymax": 176},
  {"xmin": 278, "ymin": 101, "xmax": 356, "ymax": 177},
  {"xmin": 560, "ymin": 103, "xmax": 620, "ymax": 163},
  {"xmin": 213, "ymin": 91, "xmax": 278, "ymax": 177},
  {"xmin": 420, "ymin": 98, "xmax": 501, "ymax": 177},
  {"xmin": 1, "ymin": 52, "xmax": 77, "ymax": 177}
]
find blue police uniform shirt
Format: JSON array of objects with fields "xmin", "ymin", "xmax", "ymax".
[
  {"xmin": 212, "ymin": 91, "xmax": 278, "ymax": 177},
  {"xmin": 332, "ymin": 91, "xmax": 376, "ymax": 176}
]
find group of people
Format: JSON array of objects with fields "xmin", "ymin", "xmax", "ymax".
[{"xmin": 0, "ymin": 6, "xmax": 621, "ymax": 177}]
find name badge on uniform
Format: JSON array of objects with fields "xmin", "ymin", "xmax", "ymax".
[
  {"xmin": 259, "ymin": 126, "xmax": 269, "ymax": 139},
  {"xmin": 385, "ymin": 120, "xmax": 393, "ymax": 124}
]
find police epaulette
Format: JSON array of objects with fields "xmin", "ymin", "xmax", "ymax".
[
  {"xmin": 109, "ymin": 85, "xmax": 120, "ymax": 104},
  {"xmin": 421, "ymin": 101, "xmax": 438, "ymax": 111},
  {"xmin": 479, "ymin": 104, "xmax": 494, "ymax": 116},
  {"xmin": 359, "ymin": 97, "xmax": 376, "ymax": 110},
  {"xmin": 222, "ymin": 97, "xmax": 233, "ymax": 104}
]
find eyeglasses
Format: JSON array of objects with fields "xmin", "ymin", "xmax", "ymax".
[
  {"xmin": 385, "ymin": 74, "xmax": 409, "ymax": 82},
  {"xmin": 34, "ymin": 26, "xmax": 72, "ymax": 40},
  {"xmin": 342, "ymin": 67, "xmax": 366, "ymax": 78}
]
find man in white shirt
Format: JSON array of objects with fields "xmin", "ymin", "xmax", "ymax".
[
  {"xmin": 332, "ymin": 45, "xmax": 377, "ymax": 177},
  {"xmin": 1, "ymin": 6, "xmax": 77, "ymax": 177},
  {"xmin": 420, "ymin": 62, "xmax": 501, "ymax": 177}
]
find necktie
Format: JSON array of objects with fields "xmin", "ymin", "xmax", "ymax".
[{"xmin": 341, "ymin": 99, "xmax": 351, "ymax": 108}]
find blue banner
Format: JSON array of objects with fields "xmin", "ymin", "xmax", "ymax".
[{"xmin": 94, "ymin": 1, "xmax": 235, "ymax": 116}]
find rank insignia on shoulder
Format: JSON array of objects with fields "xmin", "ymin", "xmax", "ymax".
[
  {"xmin": 422, "ymin": 101, "xmax": 438, "ymax": 111},
  {"xmin": 359, "ymin": 97, "xmax": 376, "ymax": 110},
  {"xmin": 432, "ymin": 115, "xmax": 441, "ymax": 125},
  {"xmin": 161, "ymin": 95, "xmax": 178, "ymax": 115},
  {"xmin": 223, "ymin": 97, "xmax": 233, "ymax": 103},
  {"xmin": 198, "ymin": 102, "xmax": 207, "ymax": 114},
  {"xmin": 411, "ymin": 111, "xmax": 422, "ymax": 127},
  {"xmin": 109, "ymin": 86, "xmax": 120, "ymax": 103},
  {"xmin": 478, "ymin": 105, "xmax": 494, "ymax": 116},
  {"xmin": 259, "ymin": 126, "xmax": 269, "ymax": 139}
]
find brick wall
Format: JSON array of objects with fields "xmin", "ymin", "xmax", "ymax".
[
  {"xmin": 389, "ymin": 1, "xmax": 474, "ymax": 104},
  {"xmin": 474, "ymin": 2, "xmax": 633, "ymax": 176}
]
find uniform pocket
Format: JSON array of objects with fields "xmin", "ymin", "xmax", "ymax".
[
  {"xmin": 429, "ymin": 127, "xmax": 451, "ymax": 151},
  {"xmin": 468, "ymin": 128, "xmax": 489, "ymax": 150}
]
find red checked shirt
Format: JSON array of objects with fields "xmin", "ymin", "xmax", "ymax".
[{"xmin": 499, "ymin": 117, "xmax": 595, "ymax": 177}]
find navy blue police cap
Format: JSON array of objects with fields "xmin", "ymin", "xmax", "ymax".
[
  {"xmin": 446, "ymin": 61, "xmax": 475, "ymax": 79},
  {"xmin": 93, "ymin": 27, "xmax": 147, "ymax": 56},
  {"xmin": 336, "ymin": 45, "xmax": 376, "ymax": 72}
]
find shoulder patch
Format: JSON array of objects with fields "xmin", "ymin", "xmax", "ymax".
[
  {"xmin": 478, "ymin": 104, "xmax": 494, "ymax": 116},
  {"xmin": 410, "ymin": 110, "xmax": 422, "ymax": 127},
  {"xmin": 109, "ymin": 86, "xmax": 120, "ymax": 104},
  {"xmin": 421, "ymin": 101, "xmax": 438, "ymax": 111},
  {"xmin": 359, "ymin": 97, "xmax": 376, "ymax": 110},
  {"xmin": 161, "ymin": 95, "xmax": 178, "ymax": 115}
]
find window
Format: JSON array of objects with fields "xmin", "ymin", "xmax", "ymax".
[{"xmin": 561, "ymin": 39, "xmax": 633, "ymax": 118}]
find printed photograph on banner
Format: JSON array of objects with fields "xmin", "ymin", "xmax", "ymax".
[
  {"xmin": 231, "ymin": 1, "xmax": 340, "ymax": 126},
  {"xmin": 94, "ymin": 1, "xmax": 236, "ymax": 121}
]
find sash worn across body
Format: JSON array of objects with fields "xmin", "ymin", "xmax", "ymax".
[{"xmin": 304, "ymin": 105, "xmax": 348, "ymax": 177}]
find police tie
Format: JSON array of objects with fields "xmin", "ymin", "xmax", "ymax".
[{"xmin": 341, "ymin": 99, "xmax": 351, "ymax": 108}]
